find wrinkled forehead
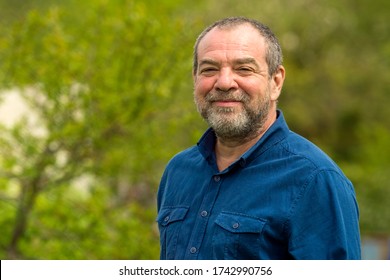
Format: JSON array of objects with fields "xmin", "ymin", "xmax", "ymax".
[{"xmin": 197, "ymin": 24, "xmax": 267, "ymax": 60}]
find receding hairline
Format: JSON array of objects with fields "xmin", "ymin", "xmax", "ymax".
[
  {"xmin": 193, "ymin": 17, "xmax": 283, "ymax": 76},
  {"xmin": 194, "ymin": 23, "xmax": 264, "ymax": 69},
  {"xmin": 198, "ymin": 22, "xmax": 266, "ymax": 44}
]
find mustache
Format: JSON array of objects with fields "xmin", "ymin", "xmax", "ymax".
[{"xmin": 205, "ymin": 91, "xmax": 249, "ymax": 102}]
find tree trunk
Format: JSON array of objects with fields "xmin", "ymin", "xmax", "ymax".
[{"xmin": 7, "ymin": 181, "xmax": 40, "ymax": 259}]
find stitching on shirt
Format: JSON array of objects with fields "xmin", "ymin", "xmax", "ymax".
[
  {"xmin": 282, "ymin": 168, "xmax": 353, "ymax": 247},
  {"xmin": 220, "ymin": 211, "xmax": 267, "ymax": 222},
  {"xmin": 277, "ymin": 135, "xmax": 341, "ymax": 236},
  {"xmin": 249, "ymin": 133, "xmax": 288, "ymax": 163},
  {"xmin": 162, "ymin": 205, "xmax": 190, "ymax": 209},
  {"xmin": 282, "ymin": 170, "xmax": 316, "ymax": 238},
  {"xmin": 279, "ymin": 136, "xmax": 322, "ymax": 170}
]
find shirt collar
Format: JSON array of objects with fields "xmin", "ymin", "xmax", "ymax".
[{"xmin": 197, "ymin": 110, "xmax": 290, "ymax": 169}]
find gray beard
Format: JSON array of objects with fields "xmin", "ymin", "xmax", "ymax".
[{"xmin": 195, "ymin": 91, "xmax": 271, "ymax": 143}]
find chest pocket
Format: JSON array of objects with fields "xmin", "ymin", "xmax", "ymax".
[
  {"xmin": 156, "ymin": 206, "xmax": 189, "ymax": 259},
  {"xmin": 212, "ymin": 212, "xmax": 266, "ymax": 259}
]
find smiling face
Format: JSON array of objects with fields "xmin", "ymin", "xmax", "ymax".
[{"xmin": 193, "ymin": 23, "xmax": 285, "ymax": 142}]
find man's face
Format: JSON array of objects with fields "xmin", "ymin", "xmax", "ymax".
[{"xmin": 193, "ymin": 24, "xmax": 282, "ymax": 141}]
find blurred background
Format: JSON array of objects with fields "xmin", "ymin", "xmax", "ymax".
[{"xmin": 0, "ymin": 0, "xmax": 389, "ymax": 259}]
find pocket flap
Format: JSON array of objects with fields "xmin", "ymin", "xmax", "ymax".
[
  {"xmin": 215, "ymin": 212, "xmax": 266, "ymax": 233},
  {"xmin": 157, "ymin": 206, "xmax": 189, "ymax": 226}
]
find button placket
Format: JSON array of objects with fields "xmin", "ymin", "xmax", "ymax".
[{"xmin": 184, "ymin": 174, "xmax": 223, "ymax": 259}]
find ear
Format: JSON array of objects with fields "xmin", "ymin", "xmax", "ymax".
[{"xmin": 270, "ymin": 65, "xmax": 285, "ymax": 101}]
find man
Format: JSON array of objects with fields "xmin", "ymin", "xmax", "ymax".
[{"xmin": 157, "ymin": 17, "xmax": 361, "ymax": 259}]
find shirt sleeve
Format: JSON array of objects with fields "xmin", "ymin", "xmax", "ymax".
[
  {"xmin": 157, "ymin": 168, "xmax": 168, "ymax": 212},
  {"xmin": 287, "ymin": 169, "xmax": 361, "ymax": 259}
]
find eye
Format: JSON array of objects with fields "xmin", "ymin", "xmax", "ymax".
[
  {"xmin": 199, "ymin": 67, "xmax": 218, "ymax": 76},
  {"xmin": 236, "ymin": 67, "xmax": 254, "ymax": 74}
]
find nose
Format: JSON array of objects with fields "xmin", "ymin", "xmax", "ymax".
[{"xmin": 214, "ymin": 68, "xmax": 238, "ymax": 92}]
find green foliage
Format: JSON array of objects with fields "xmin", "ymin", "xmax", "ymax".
[
  {"xmin": 0, "ymin": 0, "xmax": 202, "ymax": 259},
  {"xmin": 0, "ymin": 0, "xmax": 389, "ymax": 259},
  {"xmin": 18, "ymin": 185, "xmax": 159, "ymax": 259}
]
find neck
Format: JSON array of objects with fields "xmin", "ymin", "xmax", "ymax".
[{"xmin": 215, "ymin": 111, "xmax": 277, "ymax": 171}]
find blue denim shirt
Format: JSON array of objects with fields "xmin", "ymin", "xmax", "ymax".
[{"xmin": 157, "ymin": 110, "xmax": 361, "ymax": 259}]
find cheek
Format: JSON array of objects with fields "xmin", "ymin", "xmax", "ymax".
[
  {"xmin": 194, "ymin": 77, "xmax": 215, "ymax": 96},
  {"xmin": 236, "ymin": 80, "xmax": 261, "ymax": 98},
  {"xmin": 237, "ymin": 78, "xmax": 271, "ymax": 98}
]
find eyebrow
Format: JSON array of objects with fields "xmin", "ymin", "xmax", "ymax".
[
  {"xmin": 198, "ymin": 59, "xmax": 220, "ymax": 68},
  {"xmin": 198, "ymin": 57, "xmax": 260, "ymax": 68},
  {"xmin": 234, "ymin": 57, "xmax": 260, "ymax": 69}
]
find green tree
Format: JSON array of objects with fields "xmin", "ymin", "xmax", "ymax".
[{"xmin": 0, "ymin": 0, "xmax": 201, "ymax": 259}]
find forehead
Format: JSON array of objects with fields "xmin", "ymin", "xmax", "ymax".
[{"xmin": 197, "ymin": 24, "xmax": 267, "ymax": 62}]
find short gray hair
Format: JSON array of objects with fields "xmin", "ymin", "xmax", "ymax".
[{"xmin": 193, "ymin": 17, "xmax": 283, "ymax": 77}]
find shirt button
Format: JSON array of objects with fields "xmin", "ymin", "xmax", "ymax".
[
  {"xmin": 190, "ymin": 247, "xmax": 197, "ymax": 254},
  {"xmin": 164, "ymin": 216, "xmax": 170, "ymax": 222},
  {"xmin": 201, "ymin": 210, "xmax": 208, "ymax": 217},
  {"xmin": 232, "ymin": 222, "xmax": 240, "ymax": 229},
  {"xmin": 214, "ymin": 176, "xmax": 220, "ymax": 182}
]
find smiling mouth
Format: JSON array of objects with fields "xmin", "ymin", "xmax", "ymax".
[{"xmin": 212, "ymin": 100, "xmax": 242, "ymax": 107}]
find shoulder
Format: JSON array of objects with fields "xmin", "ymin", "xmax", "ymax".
[
  {"xmin": 157, "ymin": 145, "xmax": 200, "ymax": 209},
  {"xmin": 277, "ymin": 130, "xmax": 355, "ymax": 199},
  {"xmin": 272, "ymin": 130, "xmax": 354, "ymax": 191},
  {"xmin": 162, "ymin": 145, "xmax": 209, "ymax": 179},
  {"xmin": 279, "ymin": 130, "xmax": 341, "ymax": 172},
  {"xmin": 166, "ymin": 145, "xmax": 201, "ymax": 168}
]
